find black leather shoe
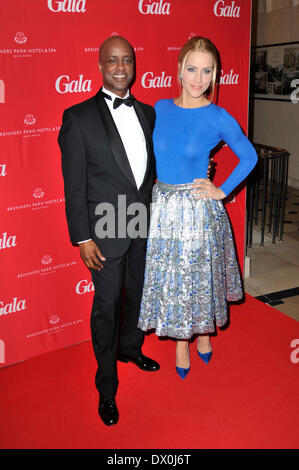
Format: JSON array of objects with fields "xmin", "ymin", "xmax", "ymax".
[
  {"xmin": 98, "ymin": 396, "xmax": 119, "ymax": 426},
  {"xmin": 118, "ymin": 353, "xmax": 160, "ymax": 371}
]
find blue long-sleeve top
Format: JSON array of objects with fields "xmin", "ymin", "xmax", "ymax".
[{"xmin": 153, "ymin": 99, "xmax": 258, "ymax": 197}]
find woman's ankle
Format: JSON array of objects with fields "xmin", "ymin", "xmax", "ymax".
[
  {"xmin": 176, "ymin": 341, "xmax": 190, "ymax": 367},
  {"xmin": 197, "ymin": 336, "xmax": 212, "ymax": 353}
]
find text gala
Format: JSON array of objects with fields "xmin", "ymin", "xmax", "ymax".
[
  {"xmin": 214, "ymin": 0, "xmax": 240, "ymax": 17},
  {"xmin": 141, "ymin": 71, "xmax": 172, "ymax": 88},
  {"xmin": 76, "ymin": 280, "xmax": 94, "ymax": 295},
  {"xmin": 47, "ymin": 0, "xmax": 87, "ymax": 12},
  {"xmin": 0, "ymin": 232, "xmax": 17, "ymax": 250},
  {"xmin": 138, "ymin": 0, "xmax": 171, "ymax": 15},
  {"xmin": 0, "ymin": 298, "xmax": 26, "ymax": 317},
  {"xmin": 55, "ymin": 74, "xmax": 92, "ymax": 94}
]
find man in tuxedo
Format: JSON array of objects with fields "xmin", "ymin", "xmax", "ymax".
[{"xmin": 58, "ymin": 36, "xmax": 159, "ymax": 426}]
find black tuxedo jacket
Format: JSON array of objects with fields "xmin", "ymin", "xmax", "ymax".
[{"xmin": 58, "ymin": 89, "xmax": 156, "ymax": 258}]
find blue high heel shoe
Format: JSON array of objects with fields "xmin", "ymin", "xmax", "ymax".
[
  {"xmin": 197, "ymin": 349, "xmax": 212, "ymax": 364},
  {"xmin": 176, "ymin": 345, "xmax": 190, "ymax": 379},
  {"xmin": 176, "ymin": 365, "xmax": 190, "ymax": 380}
]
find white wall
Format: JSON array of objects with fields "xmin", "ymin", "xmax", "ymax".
[{"xmin": 251, "ymin": 0, "xmax": 299, "ymax": 188}]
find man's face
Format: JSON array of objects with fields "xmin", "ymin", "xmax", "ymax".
[{"xmin": 99, "ymin": 38, "xmax": 134, "ymax": 97}]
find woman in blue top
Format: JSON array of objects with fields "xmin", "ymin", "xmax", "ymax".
[{"xmin": 138, "ymin": 36, "xmax": 257, "ymax": 379}]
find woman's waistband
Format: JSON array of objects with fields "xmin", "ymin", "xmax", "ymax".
[{"xmin": 156, "ymin": 180, "xmax": 195, "ymax": 191}]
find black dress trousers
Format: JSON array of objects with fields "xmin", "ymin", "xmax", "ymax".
[{"xmin": 90, "ymin": 236, "xmax": 147, "ymax": 399}]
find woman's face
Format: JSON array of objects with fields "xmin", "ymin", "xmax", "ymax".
[{"xmin": 180, "ymin": 50, "xmax": 214, "ymax": 101}]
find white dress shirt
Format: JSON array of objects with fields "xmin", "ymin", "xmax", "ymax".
[
  {"xmin": 102, "ymin": 86, "xmax": 147, "ymax": 189},
  {"xmin": 78, "ymin": 87, "xmax": 148, "ymax": 244}
]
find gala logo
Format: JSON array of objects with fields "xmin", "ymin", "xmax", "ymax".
[
  {"xmin": 0, "ymin": 164, "xmax": 7, "ymax": 176},
  {"xmin": 290, "ymin": 339, "xmax": 299, "ymax": 364},
  {"xmin": 55, "ymin": 74, "xmax": 92, "ymax": 94},
  {"xmin": 214, "ymin": 0, "xmax": 240, "ymax": 17},
  {"xmin": 0, "ymin": 232, "xmax": 17, "ymax": 250},
  {"xmin": 141, "ymin": 71, "xmax": 172, "ymax": 89},
  {"xmin": 75, "ymin": 279, "xmax": 95, "ymax": 295},
  {"xmin": 47, "ymin": 0, "xmax": 87, "ymax": 12},
  {"xmin": 138, "ymin": 0, "xmax": 171, "ymax": 15},
  {"xmin": 0, "ymin": 297, "xmax": 26, "ymax": 317},
  {"xmin": 291, "ymin": 79, "xmax": 299, "ymax": 104},
  {"xmin": 219, "ymin": 69, "xmax": 239, "ymax": 85}
]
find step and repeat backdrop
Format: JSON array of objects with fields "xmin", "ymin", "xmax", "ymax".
[{"xmin": 0, "ymin": 0, "xmax": 252, "ymax": 367}]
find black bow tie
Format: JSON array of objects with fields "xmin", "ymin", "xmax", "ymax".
[
  {"xmin": 113, "ymin": 95, "xmax": 135, "ymax": 109},
  {"xmin": 101, "ymin": 89, "xmax": 135, "ymax": 109}
]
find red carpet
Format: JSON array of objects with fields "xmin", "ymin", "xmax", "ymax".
[{"xmin": 0, "ymin": 294, "xmax": 298, "ymax": 449}]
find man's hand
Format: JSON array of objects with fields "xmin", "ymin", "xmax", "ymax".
[{"xmin": 79, "ymin": 240, "xmax": 106, "ymax": 271}]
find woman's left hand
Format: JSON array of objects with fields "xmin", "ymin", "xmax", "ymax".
[{"xmin": 191, "ymin": 178, "xmax": 226, "ymax": 200}]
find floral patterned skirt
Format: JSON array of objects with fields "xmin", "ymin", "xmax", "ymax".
[{"xmin": 137, "ymin": 181, "xmax": 243, "ymax": 339}]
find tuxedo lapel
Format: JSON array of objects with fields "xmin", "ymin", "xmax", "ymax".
[{"xmin": 94, "ymin": 90, "xmax": 137, "ymax": 188}]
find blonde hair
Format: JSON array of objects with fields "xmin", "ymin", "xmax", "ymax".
[{"xmin": 178, "ymin": 36, "xmax": 219, "ymax": 102}]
